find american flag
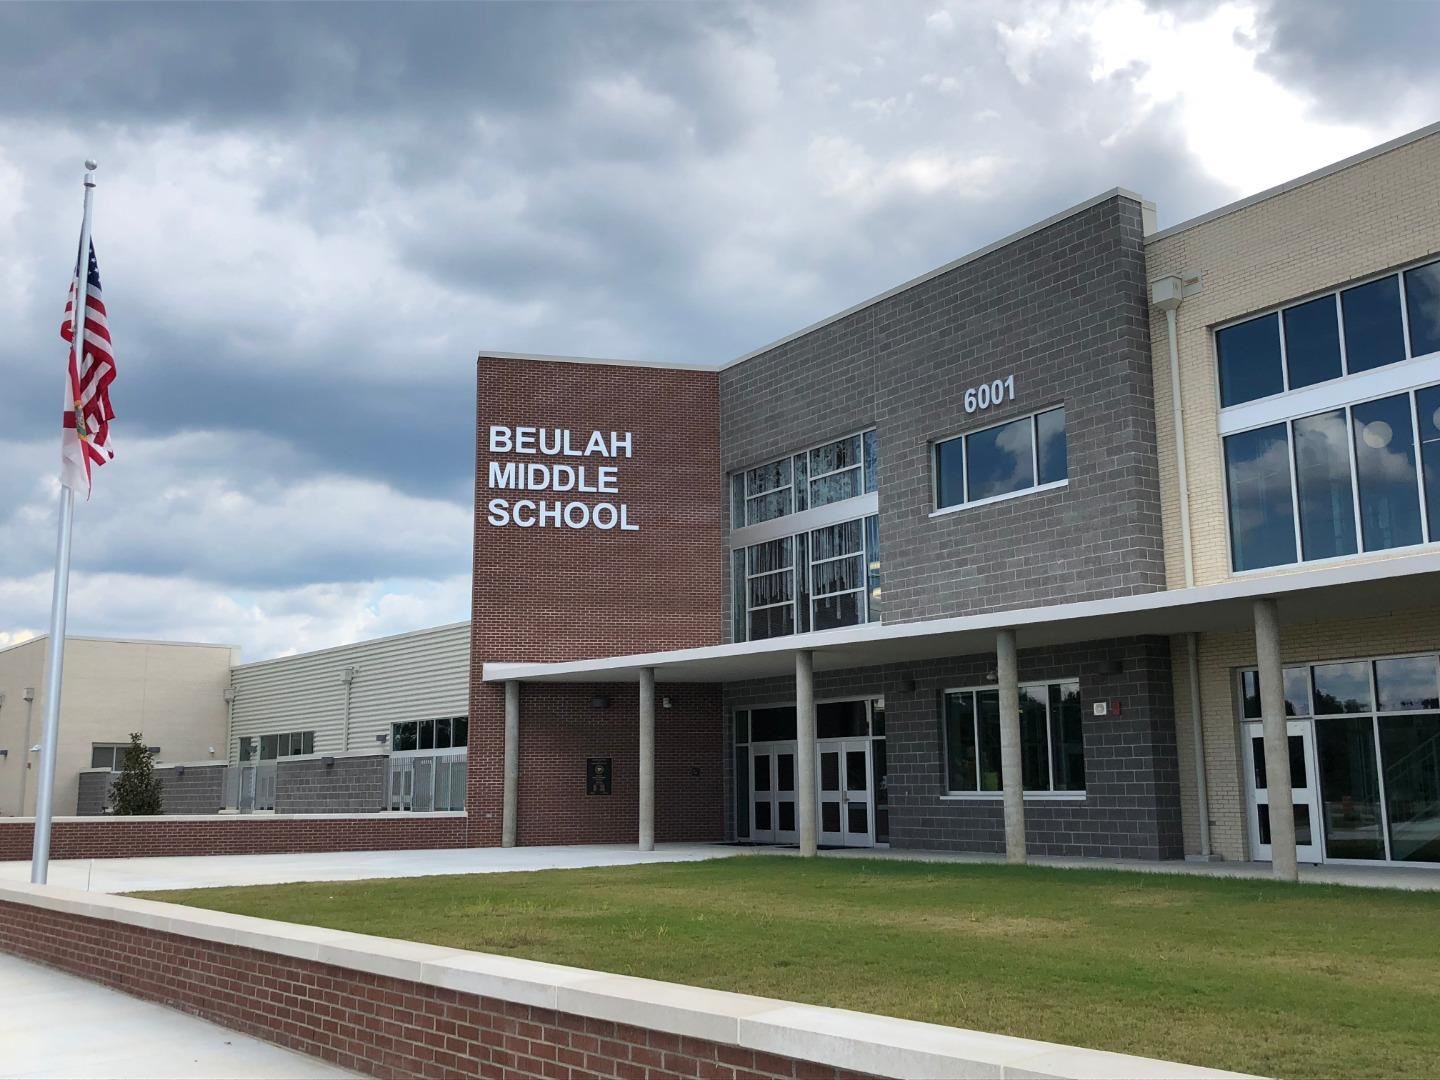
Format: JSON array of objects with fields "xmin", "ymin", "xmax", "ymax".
[{"xmin": 60, "ymin": 240, "xmax": 116, "ymax": 496}]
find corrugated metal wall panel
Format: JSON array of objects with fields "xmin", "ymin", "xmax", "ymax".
[{"xmin": 228, "ymin": 623, "xmax": 470, "ymax": 761}]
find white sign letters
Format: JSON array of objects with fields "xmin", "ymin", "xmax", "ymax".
[{"xmin": 485, "ymin": 426, "xmax": 640, "ymax": 532}]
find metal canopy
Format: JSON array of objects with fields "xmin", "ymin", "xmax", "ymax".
[{"xmin": 483, "ymin": 551, "xmax": 1440, "ymax": 685}]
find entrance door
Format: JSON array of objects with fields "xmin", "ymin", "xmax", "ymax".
[
  {"xmin": 1244, "ymin": 720, "xmax": 1323, "ymax": 863},
  {"xmin": 750, "ymin": 742, "xmax": 798, "ymax": 845},
  {"xmin": 817, "ymin": 738, "xmax": 875, "ymax": 847}
]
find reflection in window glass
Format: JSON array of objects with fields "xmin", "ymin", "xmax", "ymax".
[
  {"xmin": 392, "ymin": 721, "xmax": 417, "ymax": 752},
  {"xmin": 864, "ymin": 515, "xmax": 880, "ymax": 622},
  {"xmin": 863, "ymin": 430, "xmax": 878, "ymax": 493},
  {"xmin": 750, "ymin": 706, "xmax": 797, "ymax": 742},
  {"xmin": 935, "ymin": 439, "xmax": 965, "ymax": 509},
  {"xmin": 1036, "ymin": 407, "xmax": 1068, "ymax": 485},
  {"xmin": 1342, "ymin": 275, "xmax": 1407, "ymax": 373},
  {"xmin": 1315, "ymin": 716, "xmax": 1386, "ymax": 860},
  {"xmin": 1241, "ymin": 667, "xmax": 1312, "ymax": 718},
  {"xmin": 1224, "ymin": 424, "xmax": 1296, "ymax": 571},
  {"xmin": 1019, "ymin": 688, "xmax": 1049, "ymax": 790},
  {"xmin": 967, "ymin": 416, "xmax": 1035, "ymax": 501},
  {"xmin": 811, "ymin": 469, "xmax": 861, "ymax": 507},
  {"xmin": 1048, "ymin": 682, "xmax": 1085, "ymax": 790},
  {"xmin": 944, "ymin": 692, "xmax": 977, "ymax": 792},
  {"xmin": 1216, "ymin": 313, "xmax": 1283, "ymax": 407},
  {"xmin": 1293, "ymin": 410, "xmax": 1357, "ymax": 561},
  {"xmin": 1374, "ymin": 657, "xmax": 1440, "ymax": 712},
  {"xmin": 976, "ymin": 690, "xmax": 1002, "ymax": 791},
  {"xmin": 812, "ymin": 592, "xmax": 861, "ymax": 631},
  {"xmin": 1283, "ymin": 296, "xmax": 1343, "ymax": 389},
  {"xmin": 1380, "ymin": 714, "xmax": 1440, "ymax": 862},
  {"xmin": 1406, "ymin": 259, "xmax": 1440, "ymax": 358},
  {"xmin": 1312, "ymin": 661, "xmax": 1373, "ymax": 714},
  {"xmin": 1418, "ymin": 386, "xmax": 1440, "ymax": 541},
  {"xmin": 730, "ymin": 474, "xmax": 745, "ymax": 528},
  {"xmin": 1352, "ymin": 394, "xmax": 1422, "ymax": 552},
  {"xmin": 731, "ymin": 550, "xmax": 746, "ymax": 643},
  {"xmin": 793, "ymin": 454, "xmax": 808, "ymax": 512}
]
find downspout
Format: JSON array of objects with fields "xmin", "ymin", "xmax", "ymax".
[
  {"xmin": 19, "ymin": 688, "xmax": 35, "ymax": 817},
  {"xmin": 1153, "ymin": 276, "xmax": 1212, "ymax": 858},
  {"xmin": 340, "ymin": 667, "xmax": 357, "ymax": 751}
]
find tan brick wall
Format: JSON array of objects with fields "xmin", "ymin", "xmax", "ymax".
[
  {"xmin": 1146, "ymin": 131, "xmax": 1440, "ymax": 589},
  {"xmin": 1171, "ymin": 608, "xmax": 1440, "ymax": 861}
]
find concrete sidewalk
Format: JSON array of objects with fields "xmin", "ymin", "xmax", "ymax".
[
  {"xmin": 0, "ymin": 842, "xmax": 745, "ymax": 893},
  {"xmin": 0, "ymin": 952, "xmax": 353, "ymax": 1078}
]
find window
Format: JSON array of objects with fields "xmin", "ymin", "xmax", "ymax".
[
  {"xmin": 735, "ymin": 515, "xmax": 879, "ymax": 641},
  {"xmin": 1224, "ymin": 380, "xmax": 1440, "ymax": 571},
  {"xmin": 1215, "ymin": 258, "xmax": 1440, "ymax": 408},
  {"xmin": 391, "ymin": 716, "xmax": 468, "ymax": 753},
  {"xmin": 730, "ymin": 429, "xmax": 877, "ymax": 528},
  {"xmin": 90, "ymin": 743, "xmax": 154, "ymax": 770},
  {"xmin": 251, "ymin": 731, "xmax": 314, "ymax": 760},
  {"xmin": 934, "ymin": 407, "xmax": 1066, "ymax": 511},
  {"xmin": 943, "ymin": 680, "xmax": 1084, "ymax": 794}
]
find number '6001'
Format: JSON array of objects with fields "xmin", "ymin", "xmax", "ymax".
[{"xmin": 963, "ymin": 375, "xmax": 1016, "ymax": 414}]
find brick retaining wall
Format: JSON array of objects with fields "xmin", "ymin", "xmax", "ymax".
[{"xmin": 0, "ymin": 813, "xmax": 467, "ymax": 861}]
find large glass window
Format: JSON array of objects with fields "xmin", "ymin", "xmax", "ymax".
[
  {"xmin": 1242, "ymin": 652, "xmax": 1440, "ymax": 863},
  {"xmin": 254, "ymin": 731, "xmax": 314, "ymax": 760},
  {"xmin": 1225, "ymin": 380, "xmax": 1440, "ymax": 571},
  {"xmin": 1405, "ymin": 259, "xmax": 1440, "ymax": 358},
  {"xmin": 1341, "ymin": 275, "xmax": 1407, "ymax": 373},
  {"xmin": 731, "ymin": 429, "xmax": 877, "ymax": 528},
  {"xmin": 1217, "ymin": 313, "xmax": 1284, "ymax": 407},
  {"xmin": 943, "ymin": 680, "xmax": 1084, "ymax": 794},
  {"xmin": 1352, "ymin": 394, "xmax": 1423, "ymax": 552},
  {"xmin": 934, "ymin": 406, "xmax": 1066, "ymax": 510},
  {"xmin": 1224, "ymin": 423, "xmax": 1296, "ymax": 571},
  {"xmin": 1216, "ymin": 260, "xmax": 1440, "ymax": 409},
  {"xmin": 734, "ymin": 515, "xmax": 880, "ymax": 641},
  {"xmin": 391, "ymin": 717, "xmax": 468, "ymax": 753}
]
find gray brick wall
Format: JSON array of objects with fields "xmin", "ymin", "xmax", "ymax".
[
  {"xmin": 157, "ymin": 764, "xmax": 227, "ymax": 814},
  {"xmin": 76, "ymin": 771, "xmax": 110, "ymax": 816},
  {"xmin": 719, "ymin": 194, "xmax": 1164, "ymax": 637},
  {"xmin": 723, "ymin": 636, "xmax": 1183, "ymax": 859},
  {"xmin": 274, "ymin": 754, "xmax": 387, "ymax": 814}
]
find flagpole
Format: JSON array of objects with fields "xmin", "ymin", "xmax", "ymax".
[{"xmin": 31, "ymin": 159, "xmax": 97, "ymax": 886}]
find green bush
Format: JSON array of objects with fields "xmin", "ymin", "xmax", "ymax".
[{"xmin": 109, "ymin": 732, "xmax": 163, "ymax": 815}]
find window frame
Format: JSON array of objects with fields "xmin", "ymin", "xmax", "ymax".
[
  {"xmin": 390, "ymin": 716, "xmax": 469, "ymax": 755},
  {"xmin": 248, "ymin": 730, "xmax": 315, "ymax": 761},
  {"xmin": 929, "ymin": 405, "xmax": 1068, "ymax": 516},
  {"xmin": 736, "ymin": 514, "xmax": 879, "ymax": 642},
  {"xmin": 1221, "ymin": 378, "xmax": 1439, "ymax": 575},
  {"xmin": 1213, "ymin": 255, "xmax": 1440, "ymax": 417},
  {"xmin": 939, "ymin": 679, "xmax": 1086, "ymax": 799}
]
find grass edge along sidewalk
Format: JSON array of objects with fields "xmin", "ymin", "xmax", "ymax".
[{"xmin": 141, "ymin": 856, "xmax": 1440, "ymax": 1079}]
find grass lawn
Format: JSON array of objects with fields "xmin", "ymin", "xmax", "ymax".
[{"xmin": 140, "ymin": 856, "xmax": 1440, "ymax": 1079}]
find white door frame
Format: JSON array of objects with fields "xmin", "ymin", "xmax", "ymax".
[
  {"xmin": 816, "ymin": 737, "xmax": 875, "ymax": 848},
  {"xmin": 749, "ymin": 740, "xmax": 799, "ymax": 845},
  {"xmin": 1243, "ymin": 719, "xmax": 1324, "ymax": 863}
]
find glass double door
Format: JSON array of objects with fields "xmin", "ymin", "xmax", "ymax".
[
  {"xmin": 750, "ymin": 738, "xmax": 875, "ymax": 847},
  {"xmin": 1243, "ymin": 720, "xmax": 1323, "ymax": 863}
]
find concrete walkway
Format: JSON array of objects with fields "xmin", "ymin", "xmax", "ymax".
[
  {"xmin": 0, "ymin": 952, "xmax": 353, "ymax": 1078},
  {"xmin": 0, "ymin": 842, "xmax": 746, "ymax": 893}
]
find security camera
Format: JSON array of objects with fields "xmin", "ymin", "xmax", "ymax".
[{"xmin": 22, "ymin": 688, "xmax": 34, "ymax": 702}]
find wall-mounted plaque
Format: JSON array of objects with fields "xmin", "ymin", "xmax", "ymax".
[{"xmin": 586, "ymin": 757, "xmax": 612, "ymax": 795}]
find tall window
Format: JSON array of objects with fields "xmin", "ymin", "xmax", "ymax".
[
  {"xmin": 933, "ymin": 406, "xmax": 1067, "ymax": 511},
  {"xmin": 736, "ymin": 514, "xmax": 880, "ymax": 641},
  {"xmin": 943, "ymin": 680, "xmax": 1084, "ymax": 794},
  {"xmin": 1215, "ymin": 257, "xmax": 1440, "ymax": 408},
  {"xmin": 1225, "ymin": 380, "xmax": 1440, "ymax": 571},
  {"xmin": 730, "ymin": 430, "xmax": 877, "ymax": 528}
]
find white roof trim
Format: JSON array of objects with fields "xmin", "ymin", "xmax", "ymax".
[
  {"xmin": 1147, "ymin": 121, "xmax": 1440, "ymax": 244},
  {"xmin": 484, "ymin": 551, "xmax": 1440, "ymax": 683}
]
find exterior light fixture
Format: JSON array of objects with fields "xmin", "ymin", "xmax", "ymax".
[
  {"xmin": 591, "ymin": 695, "xmax": 610, "ymax": 710},
  {"xmin": 322, "ymin": 756, "xmax": 336, "ymax": 768},
  {"xmin": 375, "ymin": 732, "xmax": 389, "ymax": 744}
]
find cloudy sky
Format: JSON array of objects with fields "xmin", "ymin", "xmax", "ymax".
[{"xmin": 0, "ymin": 0, "xmax": 1434, "ymax": 661}]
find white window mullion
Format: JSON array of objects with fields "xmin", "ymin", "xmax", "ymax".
[
  {"xmin": 1411, "ymin": 389, "xmax": 1431, "ymax": 543},
  {"xmin": 1335, "ymin": 292, "xmax": 1349, "ymax": 376},
  {"xmin": 1398, "ymin": 271, "xmax": 1415, "ymax": 362},
  {"xmin": 1285, "ymin": 418, "xmax": 1303, "ymax": 562},
  {"xmin": 1345, "ymin": 406, "xmax": 1365, "ymax": 551}
]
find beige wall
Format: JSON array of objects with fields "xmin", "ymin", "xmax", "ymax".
[
  {"xmin": 1173, "ymin": 608, "xmax": 1440, "ymax": 861},
  {"xmin": 0, "ymin": 637, "xmax": 236, "ymax": 817},
  {"xmin": 1146, "ymin": 129, "xmax": 1440, "ymax": 589}
]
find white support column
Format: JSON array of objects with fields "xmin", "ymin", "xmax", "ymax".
[
  {"xmin": 502, "ymin": 680, "xmax": 520, "ymax": 849},
  {"xmin": 795, "ymin": 650, "xmax": 818, "ymax": 858},
  {"xmin": 639, "ymin": 667, "xmax": 656, "ymax": 852},
  {"xmin": 1254, "ymin": 598, "xmax": 1298, "ymax": 881},
  {"xmin": 997, "ymin": 628, "xmax": 1026, "ymax": 865}
]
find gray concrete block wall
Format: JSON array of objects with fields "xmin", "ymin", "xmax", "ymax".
[
  {"xmin": 156, "ymin": 764, "xmax": 227, "ymax": 815},
  {"xmin": 75, "ymin": 771, "xmax": 110, "ymax": 816},
  {"xmin": 274, "ymin": 754, "xmax": 387, "ymax": 814},
  {"xmin": 722, "ymin": 636, "xmax": 1183, "ymax": 859},
  {"xmin": 719, "ymin": 195, "xmax": 1165, "ymax": 639}
]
